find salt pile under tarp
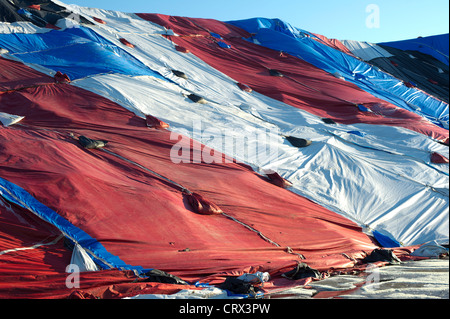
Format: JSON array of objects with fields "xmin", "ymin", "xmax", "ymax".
[{"xmin": 0, "ymin": 0, "xmax": 448, "ymax": 299}]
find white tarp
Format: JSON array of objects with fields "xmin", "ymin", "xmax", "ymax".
[
  {"xmin": 411, "ymin": 241, "xmax": 449, "ymax": 257},
  {"xmin": 68, "ymin": 243, "xmax": 99, "ymax": 272},
  {"xmin": 0, "ymin": 112, "xmax": 24, "ymax": 127},
  {"xmin": 0, "ymin": 21, "xmax": 52, "ymax": 34}
]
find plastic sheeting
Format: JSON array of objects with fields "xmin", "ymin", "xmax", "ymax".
[
  {"xmin": 69, "ymin": 243, "xmax": 99, "ymax": 272},
  {"xmin": 68, "ymin": 9, "xmax": 448, "ymax": 247},
  {"xmin": 379, "ymin": 34, "xmax": 449, "ymax": 66},
  {"xmin": 138, "ymin": 13, "xmax": 448, "ymax": 140},
  {"xmin": 0, "ymin": 196, "xmax": 200, "ymax": 299},
  {"xmin": 340, "ymin": 40, "xmax": 393, "ymax": 61},
  {"xmin": 410, "ymin": 241, "xmax": 448, "ymax": 257},
  {"xmin": 73, "ymin": 73, "xmax": 449, "ymax": 247},
  {"xmin": 226, "ymin": 18, "xmax": 449, "ymax": 129},
  {"xmin": 340, "ymin": 40, "xmax": 449, "ymax": 104},
  {"xmin": 0, "ymin": 20, "xmax": 52, "ymax": 33},
  {"xmin": 0, "ymin": 111, "xmax": 24, "ymax": 126},
  {"xmin": 0, "ymin": 56, "xmax": 54, "ymax": 89},
  {"xmin": 0, "ymin": 85, "xmax": 378, "ymax": 272},
  {"xmin": 126, "ymin": 287, "xmax": 240, "ymax": 299},
  {"xmin": 0, "ymin": 57, "xmax": 388, "ymax": 296},
  {"xmin": 0, "ymin": 26, "xmax": 165, "ymax": 80},
  {"xmin": 1, "ymin": 2, "xmax": 448, "ymax": 299},
  {"xmin": 0, "ymin": 0, "xmax": 92, "ymax": 28},
  {"xmin": 372, "ymin": 46, "xmax": 449, "ymax": 104},
  {"xmin": 1, "ymin": 182, "xmax": 209, "ymax": 299}
]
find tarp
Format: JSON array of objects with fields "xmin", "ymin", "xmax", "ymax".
[
  {"xmin": 1, "ymin": 56, "xmax": 392, "ymax": 298},
  {"xmin": 341, "ymin": 40, "xmax": 394, "ymax": 61},
  {"xmin": 0, "ymin": 0, "xmax": 92, "ymax": 28},
  {"xmin": 57, "ymin": 8, "xmax": 448, "ymax": 247},
  {"xmin": 0, "ymin": 0, "xmax": 30, "ymax": 23},
  {"xmin": 379, "ymin": 34, "xmax": 449, "ymax": 66},
  {"xmin": 139, "ymin": 14, "xmax": 448, "ymax": 139},
  {"xmin": 374, "ymin": 45, "xmax": 449, "ymax": 103},
  {"xmin": 0, "ymin": 1, "xmax": 448, "ymax": 299},
  {"xmin": 226, "ymin": 18, "xmax": 449, "ymax": 129},
  {"xmin": 0, "ymin": 195, "xmax": 203, "ymax": 299},
  {"xmin": 341, "ymin": 40, "xmax": 449, "ymax": 104},
  {"xmin": 0, "ymin": 26, "xmax": 165, "ymax": 80}
]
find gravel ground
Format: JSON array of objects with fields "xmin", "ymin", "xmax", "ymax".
[{"xmin": 266, "ymin": 256, "xmax": 449, "ymax": 299}]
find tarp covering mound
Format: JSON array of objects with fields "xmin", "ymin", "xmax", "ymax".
[
  {"xmin": 0, "ymin": 55, "xmax": 381, "ymax": 298},
  {"xmin": 0, "ymin": 0, "xmax": 448, "ymax": 299}
]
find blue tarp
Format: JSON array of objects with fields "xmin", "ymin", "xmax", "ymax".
[
  {"xmin": 379, "ymin": 34, "xmax": 449, "ymax": 66},
  {"xmin": 227, "ymin": 18, "xmax": 449, "ymax": 129},
  {"xmin": 372, "ymin": 230, "xmax": 401, "ymax": 248},
  {"xmin": 0, "ymin": 26, "xmax": 165, "ymax": 81}
]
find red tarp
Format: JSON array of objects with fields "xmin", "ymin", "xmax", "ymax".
[
  {"xmin": 0, "ymin": 198, "xmax": 70, "ymax": 278},
  {"xmin": 0, "ymin": 198, "xmax": 203, "ymax": 299},
  {"xmin": 0, "ymin": 57, "xmax": 388, "ymax": 298},
  {"xmin": 0, "ymin": 57, "xmax": 53, "ymax": 91},
  {"xmin": 137, "ymin": 14, "xmax": 448, "ymax": 141},
  {"xmin": 311, "ymin": 33, "xmax": 356, "ymax": 57}
]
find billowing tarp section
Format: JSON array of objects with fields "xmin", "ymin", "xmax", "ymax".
[
  {"xmin": 0, "ymin": 1, "xmax": 448, "ymax": 299},
  {"xmin": 226, "ymin": 18, "xmax": 449, "ymax": 129},
  {"xmin": 379, "ymin": 34, "xmax": 449, "ymax": 66}
]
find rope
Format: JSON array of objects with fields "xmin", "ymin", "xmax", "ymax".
[{"xmin": 0, "ymin": 234, "xmax": 64, "ymax": 256}]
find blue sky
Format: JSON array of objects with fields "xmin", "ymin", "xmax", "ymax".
[{"xmin": 66, "ymin": 0, "xmax": 449, "ymax": 43}]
